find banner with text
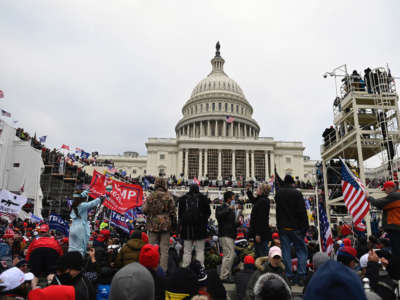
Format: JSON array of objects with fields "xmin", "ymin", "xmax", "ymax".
[
  {"xmin": 89, "ymin": 170, "xmax": 143, "ymax": 214},
  {"xmin": 0, "ymin": 189, "xmax": 27, "ymax": 216},
  {"xmin": 49, "ymin": 213, "xmax": 69, "ymax": 235}
]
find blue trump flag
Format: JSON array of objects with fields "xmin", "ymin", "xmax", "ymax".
[{"xmin": 49, "ymin": 213, "xmax": 69, "ymax": 235}]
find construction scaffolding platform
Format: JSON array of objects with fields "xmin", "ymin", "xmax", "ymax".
[{"xmin": 320, "ymin": 65, "xmax": 399, "ymax": 235}]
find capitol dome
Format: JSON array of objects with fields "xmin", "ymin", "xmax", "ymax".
[{"xmin": 176, "ymin": 42, "xmax": 260, "ymax": 139}]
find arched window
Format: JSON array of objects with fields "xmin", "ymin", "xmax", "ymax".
[
  {"xmin": 195, "ymin": 105, "xmax": 198, "ymax": 113},
  {"xmin": 241, "ymin": 107, "xmax": 244, "ymax": 114},
  {"xmin": 225, "ymin": 103, "xmax": 228, "ymax": 111},
  {"xmin": 212, "ymin": 103, "xmax": 215, "ymax": 112},
  {"xmin": 236, "ymin": 105, "xmax": 239, "ymax": 113},
  {"xmin": 206, "ymin": 103, "xmax": 209, "ymax": 111},
  {"xmin": 231, "ymin": 104, "xmax": 234, "ymax": 112},
  {"xmin": 200, "ymin": 104, "xmax": 203, "ymax": 112},
  {"xmin": 218, "ymin": 103, "xmax": 222, "ymax": 111}
]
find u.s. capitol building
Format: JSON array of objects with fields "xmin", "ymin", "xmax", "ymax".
[{"xmin": 92, "ymin": 44, "xmax": 315, "ymax": 181}]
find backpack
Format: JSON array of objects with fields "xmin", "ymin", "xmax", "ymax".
[{"xmin": 182, "ymin": 194, "xmax": 202, "ymax": 225}]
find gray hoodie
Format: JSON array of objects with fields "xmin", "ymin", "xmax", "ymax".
[{"xmin": 109, "ymin": 262, "xmax": 155, "ymax": 300}]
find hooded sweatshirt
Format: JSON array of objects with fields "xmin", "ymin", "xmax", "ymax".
[
  {"xmin": 109, "ymin": 262, "xmax": 154, "ymax": 300},
  {"xmin": 304, "ymin": 260, "xmax": 367, "ymax": 300},
  {"xmin": 114, "ymin": 238, "xmax": 146, "ymax": 268}
]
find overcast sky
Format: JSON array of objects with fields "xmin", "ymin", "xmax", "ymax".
[{"xmin": 1, "ymin": 1, "xmax": 399, "ymax": 162}]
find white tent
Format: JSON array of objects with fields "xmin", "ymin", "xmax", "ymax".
[{"xmin": 0, "ymin": 120, "xmax": 44, "ymax": 218}]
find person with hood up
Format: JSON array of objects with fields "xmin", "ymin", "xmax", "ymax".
[
  {"xmin": 178, "ymin": 184, "xmax": 211, "ymax": 267},
  {"xmin": 367, "ymin": 181, "xmax": 400, "ymax": 257},
  {"xmin": 25, "ymin": 224, "xmax": 63, "ymax": 278},
  {"xmin": 275, "ymin": 175, "xmax": 309, "ymax": 285},
  {"xmin": 69, "ymin": 190, "xmax": 106, "ymax": 257},
  {"xmin": 109, "ymin": 262, "xmax": 154, "ymax": 300},
  {"xmin": 245, "ymin": 246, "xmax": 288, "ymax": 300},
  {"xmin": 253, "ymin": 273, "xmax": 292, "ymax": 300},
  {"xmin": 304, "ymin": 260, "xmax": 367, "ymax": 300},
  {"xmin": 143, "ymin": 177, "xmax": 177, "ymax": 272},
  {"xmin": 114, "ymin": 230, "xmax": 148, "ymax": 268},
  {"xmin": 248, "ymin": 183, "xmax": 272, "ymax": 258}
]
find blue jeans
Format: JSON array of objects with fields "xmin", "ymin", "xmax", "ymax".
[
  {"xmin": 254, "ymin": 240, "xmax": 269, "ymax": 258},
  {"xmin": 279, "ymin": 229, "xmax": 308, "ymax": 279}
]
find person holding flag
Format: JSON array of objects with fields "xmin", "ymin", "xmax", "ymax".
[
  {"xmin": 69, "ymin": 190, "xmax": 106, "ymax": 256},
  {"xmin": 367, "ymin": 181, "xmax": 400, "ymax": 257}
]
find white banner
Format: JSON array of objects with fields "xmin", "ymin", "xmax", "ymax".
[{"xmin": 0, "ymin": 189, "xmax": 27, "ymax": 216}]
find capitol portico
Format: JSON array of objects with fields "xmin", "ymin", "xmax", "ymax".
[{"xmin": 95, "ymin": 43, "xmax": 315, "ymax": 181}]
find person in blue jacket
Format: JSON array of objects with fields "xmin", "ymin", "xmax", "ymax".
[{"xmin": 68, "ymin": 190, "xmax": 105, "ymax": 256}]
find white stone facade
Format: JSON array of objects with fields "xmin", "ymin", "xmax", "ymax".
[{"xmin": 97, "ymin": 45, "xmax": 316, "ymax": 180}]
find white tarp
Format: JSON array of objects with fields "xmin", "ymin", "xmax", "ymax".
[{"xmin": 0, "ymin": 189, "xmax": 27, "ymax": 215}]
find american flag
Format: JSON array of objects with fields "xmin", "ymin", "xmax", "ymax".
[
  {"xmin": 0, "ymin": 90, "xmax": 4, "ymax": 98},
  {"xmin": 318, "ymin": 202, "xmax": 333, "ymax": 255},
  {"xmin": 39, "ymin": 136, "xmax": 47, "ymax": 143},
  {"xmin": 1, "ymin": 109, "xmax": 11, "ymax": 117},
  {"xmin": 340, "ymin": 158, "xmax": 370, "ymax": 227},
  {"xmin": 107, "ymin": 165, "xmax": 117, "ymax": 174},
  {"xmin": 226, "ymin": 115, "xmax": 234, "ymax": 123}
]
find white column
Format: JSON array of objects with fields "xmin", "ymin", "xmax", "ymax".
[
  {"xmin": 198, "ymin": 150, "xmax": 202, "ymax": 178},
  {"xmin": 265, "ymin": 151, "xmax": 269, "ymax": 181},
  {"xmin": 207, "ymin": 120, "xmax": 210, "ymax": 136},
  {"xmin": 184, "ymin": 149, "xmax": 189, "ymax": 179},
  {"xmin": 223, "ymin": 121, "xmax": 227, "ymax": 137},
  {"xmin": 178, "ymin": 149, "xmax": 183, "ymax": 176},
  {"xmin": 230, "ymin": 122, "xmax": 234, "ymax": 137},
  {"xmin": 200, "ymin": 121, "xmax": 204, "ymax": 137},
  {"xmin": 244, "ymin": 124, "xmax": 247, "ymax": 137},
  {"xmin": 218, "ymin": 149, "xmax": 222, "ymax": 180},
  {"xmin": 251, "ymin": 150, "xmax": 255, "ymax": 179},
  {"xmin": 232, "ymin": 150, "xmax": 236, "ymax": 180},
  {"xmin": 270, "ymin": 151, "xmax": 275, "ymax": 175},
  {"xmin": 204, "ymin": 149, "xmax": 208, "ymax": 177},
  {"xmin": 245, "ymin": 150, "xmax": 250, "ymax": 179},
  {"xmin": 215, "ymin": 120, "xmax": 218, "ymax": 137}
]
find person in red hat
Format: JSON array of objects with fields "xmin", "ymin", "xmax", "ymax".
[
  {"xmin": 270, "ymin": 232, "xmax": 281, "ymax": 247},
  {"xmin": 25, "ymin": 223, "xmax": 63, "ymax": 278},
  {"xmin": 139, "ymin": 244, "xmax": 165, "ymax": 300},
  {"xmin": 234, "ymin": 255, "xmax": 256, "ymax": 299},
  {"xmin": 367, "ymin": 181, "xmax": 400, "ymax": 257},
  {"xmin": 337, "ymin": 246, "xmax": 358, "ymax": 269}
]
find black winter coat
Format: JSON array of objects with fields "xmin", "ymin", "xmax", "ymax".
[
  {"xmin": 275, "ymin": 186, "xmax": 309, "ymax": 231},
  {"xmin": 234, "ymin": 265, "xmax": 256, "ymax": 300},
  {"xmin": 72, "ymin": 272, "xmax": 96, "ymax": 300},
  {"xmin": 216, "ymin": 203, "xmax": 237, "ymax": 239},
  {"xmin": 178, "ymin": 192, "xmax": 211, "ymax": 240},
  {"xmin": 249, "ymin": 194, "xmax": 271, "ymax": 241}
]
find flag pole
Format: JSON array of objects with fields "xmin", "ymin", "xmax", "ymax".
[{"xmin": 314, "ymin": 172, "xmax": 322, "ymax": 252}]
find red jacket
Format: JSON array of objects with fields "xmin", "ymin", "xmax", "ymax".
[{"xmin": 26, "ymin": 237, "xmax": 63, "ymax": 261}]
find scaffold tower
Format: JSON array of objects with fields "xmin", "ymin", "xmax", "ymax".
[{"xmin": 320, "ymin": 65, "xmax": 399, "ymax": 235}]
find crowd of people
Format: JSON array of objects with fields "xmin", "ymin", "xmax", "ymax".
[{"xmin": 0, "ymin": 173, "xmax": 399, "ymax": 300}]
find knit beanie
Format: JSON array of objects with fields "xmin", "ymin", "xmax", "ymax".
[
  {"xmin": 63, "ymin": 251, "xmax": 83, "ymax": 271},
  {"xmin": 28, "ymin": 285, "xmax": 75, "ymax": 300},
  {"xmin": 139, "ymin": 244, "xmax": 160, "ymax": 269},
  {"xmin": 244, "ymin": 255, "xmax": 255, "ymax": 265}
]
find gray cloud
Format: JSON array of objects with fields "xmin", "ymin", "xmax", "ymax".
[{"xmin": 0, "ymin": 0, "xmax": 399, "ymax": 162}]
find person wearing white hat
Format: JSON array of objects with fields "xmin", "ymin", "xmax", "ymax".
[{"xmin": 0, "ymin": 267, "xmax": 34, "ymax": 298}]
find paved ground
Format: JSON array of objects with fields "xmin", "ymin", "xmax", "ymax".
[{"xmin": 223, "ymin": 283, "xmax": 303, "ymax": 300}]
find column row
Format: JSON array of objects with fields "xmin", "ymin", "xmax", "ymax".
[
  {"xmin": 180, "ymin": 148, "xmax": 274, "ymax": 181},
  {"xmin": 178, "ymin": 120, "xmax": 259, "ymax": 138}
]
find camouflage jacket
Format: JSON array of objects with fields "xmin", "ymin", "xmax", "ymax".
[{"xmin": 143, "ymin": 188, "xmax": 177, "ymax": 232}]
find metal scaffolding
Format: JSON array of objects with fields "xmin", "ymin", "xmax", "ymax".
[{"xmin": 321, "ymin": 65, "xmax": 399, "ymax": 235}]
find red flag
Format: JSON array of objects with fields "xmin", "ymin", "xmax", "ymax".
[
  {"xmin": 89, "ymin": 170, "xmax": 143, "ymax": 214},
  {"xmin": 0, "ymin": 90, "xmax": 4, "ymax": 98},
  {"xmin": 61, "ymin": 144, "xmax": 70, "ymax": 150}
]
